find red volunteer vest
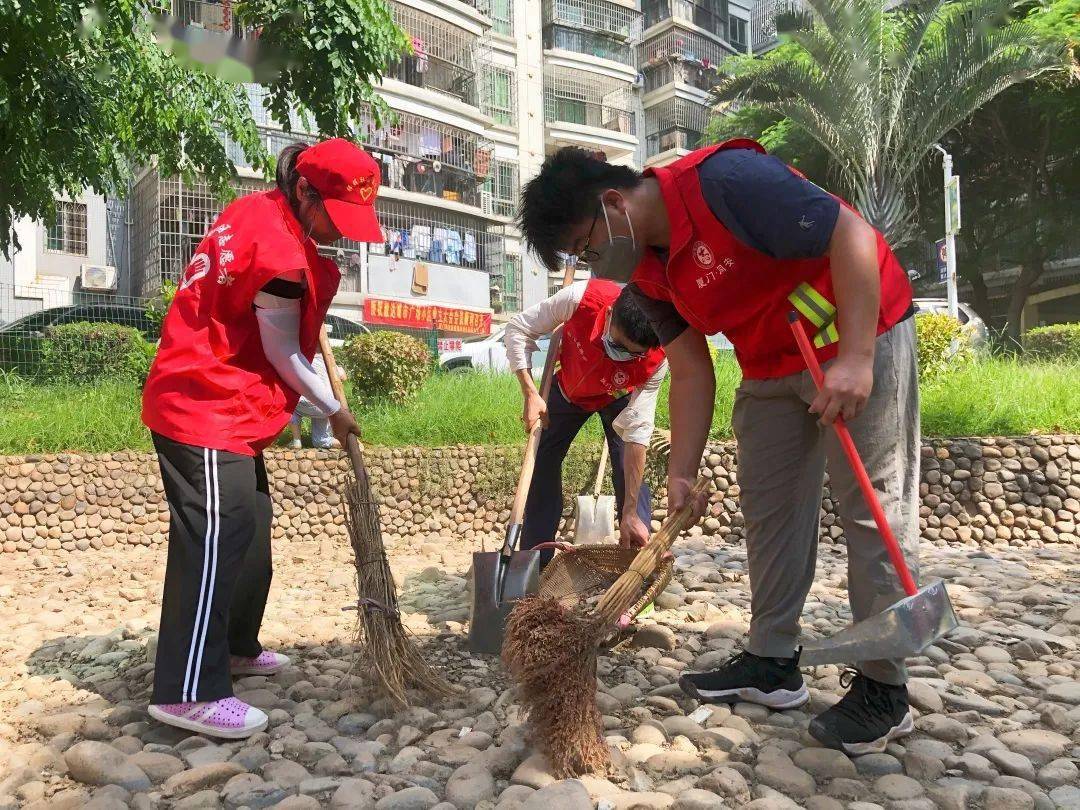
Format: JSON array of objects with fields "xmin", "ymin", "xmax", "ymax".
[
  {"xmin": 631, "ymin": 139, "xmax": 913, "ymax": 379},
  {"xmin": 557, "ymin": 279, "xmax": 666, "ymax": 411},
  {"xmin": 142, "ymin": 189, "xmax": 341, "ymax": 456}
]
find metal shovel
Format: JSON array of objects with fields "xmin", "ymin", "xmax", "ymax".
[
  {"xmin": 574, "ymin": 441, "xmax": 616, "ymax": 545},
  {"xmin": 467, "ymin": 263, "xmax": 577, "ymax": 654},
  {"xmin": 789, "ymin": 314, "xmax": 958, "ymax": 666}
]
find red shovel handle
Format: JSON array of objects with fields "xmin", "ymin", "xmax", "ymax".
[{"xmin": 789, "ymin": 314, "xmax": 918, "ymax": 597}]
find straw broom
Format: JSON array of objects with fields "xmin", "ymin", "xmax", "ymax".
[
  {"xmin": 319, "ymin": 329, "xmax": 457, "ymax": 709},
  {"xmin": 502, "ymin": 477, "xmax": 711, "ymax": 777}
]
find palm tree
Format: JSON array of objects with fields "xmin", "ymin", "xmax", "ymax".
[{"xmin": 712, "ymin": 0, "xmax": 1064, "ymax": 247}]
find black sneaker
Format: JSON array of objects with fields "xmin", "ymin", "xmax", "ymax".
[
  {"xmin": 808, "ymin": 669, "xmax": 914, "ymax": 755},
  {"xmin": 678, "ymin": 650, "xmax": 809, "ymax": 709}
]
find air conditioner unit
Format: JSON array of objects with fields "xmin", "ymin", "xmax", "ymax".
[
  {"xmin": 81, "ymin": 264, "xmax": 118, "ymax": 291},
  {"xmin": 481, "ymin": 191, "xmax": 494, "ymax": 215}
]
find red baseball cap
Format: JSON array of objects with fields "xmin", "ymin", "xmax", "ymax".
[{"xmin": 295, "ymin": 138, "xmax": 383, "ymax": 242}]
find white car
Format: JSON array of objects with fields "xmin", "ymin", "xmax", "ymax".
[
  {"xmin": 912, "ymin": 298, "xmax": 989, "ymax": 348},
  {"xmin": 440, "ymin": 326, "xmax": 550, "ymax": 375}
]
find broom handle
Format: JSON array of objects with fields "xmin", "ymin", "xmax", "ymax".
[
  {"xmin": 593, "ymin": 440, "xmax": 609, "ymax": 498},
  {"xmin": 788, "ymin": 314, "xmax": 918, "ymax": 597},
  {"xmin": 505, "ymin": 260, "xmax": 579, "ymax": 531},
  {"xmin": 318, "ymin": 328, "xmax": 367, "ymax": 483}
]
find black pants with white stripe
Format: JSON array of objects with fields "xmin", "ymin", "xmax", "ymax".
[{"xmin": 150, "ymin": 433, "xmax": 273, "ymax": 705}]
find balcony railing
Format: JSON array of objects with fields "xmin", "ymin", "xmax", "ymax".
[
  {"xmin": 544, "ymin": 66, "xmax": 636, "ymax": 136},
  {"xmin": 173, "ymin": 0, "xmax": 249, "ymax": 38},
  {"xmin": 640, "ymin": 25, "xmax": 728, "ymax": 91},
  {"xmin": 641, "ymin": 0, "xmax": 728, "ymax": 39},
  {"xmin": 646, "ymin": 127, "xmax": 703, "ymax": 157},
  {"xmin": 224, "ymin": 112, "xmax": 496, "ymax": 210},
  {"xmin": 388, "ymin": 2, "xmax": 480, "ymax": 105},
  {"xmin": 750, "ymin": 0, "xmax": 807, "ymax": 51},
  {"xmin": 644, "ymin": 96, "xmax": 710, "ymax": 156},
  {"xmin": 542, "ymin": 0, "xmax": 642, "ymax": 39},
  {"xmin": 543, "ymin": 26, "xmax": 636, "ymax": 66}
]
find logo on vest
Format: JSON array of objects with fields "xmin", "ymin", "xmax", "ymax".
[
  {"xmin": 692, "ymin": 241, "xmax": 715, "ymax": 269},
  {"xmin": 179, "ymin": 253, "xmax": 211, "ymax": 291},
  {"xmin": 611, "ymin": 370, "xmax": 629, "ymax": 388}
]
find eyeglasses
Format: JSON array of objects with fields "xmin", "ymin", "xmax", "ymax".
[{"xmin": 577, "ymin": 205, "xmax": 602, "ymax": 263}]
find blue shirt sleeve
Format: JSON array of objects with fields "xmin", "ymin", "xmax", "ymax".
[{"xmin": 696, "ymin": 149, "xmax": 840, "ymax": 260}]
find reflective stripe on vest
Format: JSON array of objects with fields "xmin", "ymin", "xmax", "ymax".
[{"xmin": 788, "ymin": 281, "xmax": 839, "ymax": 349}]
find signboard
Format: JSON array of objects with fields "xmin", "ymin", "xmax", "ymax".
[
  {"xmin": 363, "ymin": 297, "xmax": 492, "ymax": 336},
  {"xmin": 935, "ymin": 239, "xmax": 948, "ymax": 283},
  {"xmin": 438, "ymin": 338, "xmax": 464, "ymax": 353},
  {"xmin": 945, "ymin": 175, "xmax": 961, "ymax": 235}
]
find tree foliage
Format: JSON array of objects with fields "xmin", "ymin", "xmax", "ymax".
[
  {"xmin": 0, "ymin": 0, "xmax": 408, "ymax": 258},
  {"xmin": 709, "ymin": 0, "xmax": 1065, "ymax": 247}
]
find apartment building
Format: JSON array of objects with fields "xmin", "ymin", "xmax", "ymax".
[{"xmin": 3, "ymin": 0, "xmax": 763, "ymax": 337}]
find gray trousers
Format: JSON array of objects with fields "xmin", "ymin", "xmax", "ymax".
[{"xmin": 732, "ymin": 318, "xmax": 919, "ymax": 685}]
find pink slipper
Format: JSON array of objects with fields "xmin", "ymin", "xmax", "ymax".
[
  {"xmin": 230, "ymin": 650, "xmax": 290, "ymax": 676},
  {"xmin": 148, "ymin": 697, "xmax": 267, "ymax": 739}
]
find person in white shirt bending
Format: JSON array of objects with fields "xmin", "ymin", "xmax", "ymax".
[
  {"xmin": 504, "ymin": 278, "xmax": 667, "ymax": 554},
  {"xmin": 286, "ymin": 354, "xmax": 347, "ymax": 450}
]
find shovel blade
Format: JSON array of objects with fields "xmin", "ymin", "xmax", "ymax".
[
  {"xmin": 575, "ymin": 494, "xmax": 616, "ymax": 545},
  {"xmin": 799, "ymin": 579, "xmax": 958, "ymax": 667},
  {"xmin": 466, "ymin": 549, "xmax": 541, "ymax": 655}
]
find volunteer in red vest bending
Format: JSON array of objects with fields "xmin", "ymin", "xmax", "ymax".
[
  {"xmin": 504, "ymin": 278, "xmax": 667, "ymax": 553},
  {"xmin": 141, "ymin": 138, "xmax": 383, "ymax": 739},
  {"xmin": 518, "ymin": 144, "xmax": 919, "ymax": 755}
]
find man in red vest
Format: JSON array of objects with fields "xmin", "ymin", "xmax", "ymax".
[
  {"xmin": 504, "ymin": 276, "xmax": 667, "ymax": 553},
  {"xmin": 518, "ymin": 144, "xmax": 919, "ymax": 755}
]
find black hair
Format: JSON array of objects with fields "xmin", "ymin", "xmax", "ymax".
[
  {"xmin": 612, "ymin": 286, "xmax": 661, "ymax": 349},
  {"xmin": 275, "ymin": 142, "xmax": 322, "ymax": 217},
  {"xmin": 517, "ymin": 147, "xmax": 642, "ymax": 272}
]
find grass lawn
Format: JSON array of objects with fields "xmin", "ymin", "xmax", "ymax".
[{"xmin": 1, "ymin": 356, "xmax": 1078, "ymax": 454}]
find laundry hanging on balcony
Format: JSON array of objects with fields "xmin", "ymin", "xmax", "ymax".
[
  {"xmin": 473, "ymin": 147, "xmax": 493, "ymax": 179},
  {"xmin": 412, "ymin": 36, "xmax": 429, "ymax": 73},
  {"xmin": 412, "ymin": 261, "xmax": 430, "ymax": 296}
]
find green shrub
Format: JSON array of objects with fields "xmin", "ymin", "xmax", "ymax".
[
  {"xmin": 145, "ymin": 279, "xmax": 177, "ymax": 331},
  {"xmin": 1025, "ymin": 323, "xmax": 1080, "ymax": 361},
  {"xmin": 41, "ymin": 322, "xmax": 151, "ymax": 384},
  {"xmin": 338, "ymin": 330, "xmax": 433, "ymax": 407},
  {"xmin": 915, "ymin": 312, "xmax": 971, "ymax": 381}
]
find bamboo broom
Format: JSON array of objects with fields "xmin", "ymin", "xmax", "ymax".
[
  {"xmin": 502, "ymin": 476, "xmax": 711, "ymax": 777},
  {"xmin": 319, "ymin": 328, "xmax": 458, "ymax": 709}
]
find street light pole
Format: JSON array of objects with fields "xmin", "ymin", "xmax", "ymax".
[{"xmin": 932, "ymin": 144, "xmax": 959, "ymax": 319}]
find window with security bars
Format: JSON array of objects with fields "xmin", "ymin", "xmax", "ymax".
[
  {"xmin": 543, "ymin": 66, "xmax": 635, "ymax": 135},
  {"xmin": 641, "ymin": 0, "xmax": 728, "ymax": 39},
  {"xmin": 483, "ymin": 160, "xmax": 520, "ymax": 218},
  {"xmin": 481, "ymin": 65, "xmax": 516, "ymax": 127},
  {"xmin": 644, "ymin": 97, "xmax": 710, "ymax": 157},
  {"xmin": 369, "ymin": 198, "xmax": 505, "ymax": 275},
  {"xmin": 477, "ymin": 0, "xmax": 514, "ymax": 36},
  {"xmin": 639, "ymin": 26, "xmax": 729, "ymax": 71},
  {"xmin": 46, "ymin": 201, "xmax": 88, "ymax": 255},
  {"xmin": 172, "ymin": 0, "xmax": 247, "ymax": 37},
  {"xmin": 131, "ymin": 170, "xmax": 266, "ymax": 296},
  {"xmin": 387, "ymin": 2, "xmax": 479, "ymax": 104},
  {"xmin": 490, "ymin": 254, "xmax": 522, "ymax": 313},
  {"xmin": 542, "ymin": 0, "xmax": 642, "ymax": 67}
]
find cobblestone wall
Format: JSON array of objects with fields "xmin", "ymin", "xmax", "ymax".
[{"xmin": 2, "ymin": 436, "xmax": 1078, "ymax": 555}]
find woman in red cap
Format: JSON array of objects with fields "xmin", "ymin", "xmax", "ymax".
[{"xmin": 141, "ymin": 138, "xmax": 384, "ymax": 738}]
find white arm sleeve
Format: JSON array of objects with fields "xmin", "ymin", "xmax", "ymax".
[
  {"xmin": 503, "ymin": 281, "xmax": 587, "ymax": 371},
  {"xmin": 254, "ymin": 291, "xmax": 341, "ymax": 416},
  {"xmin": 612, "ymin": 359, "xmax": 668, "ymax": 445}
]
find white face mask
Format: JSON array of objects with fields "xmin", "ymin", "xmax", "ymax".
[{"xmin": 586, "ymin": 201, "xmax": 643, "ymax": 283}]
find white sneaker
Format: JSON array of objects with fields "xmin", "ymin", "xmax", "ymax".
[
  {"xmin": 148, "ymin": 697, "xmax": 267, "ymax": 739},
  {"xmin": 230, "ymin": 651, "xmax": 290, "ymax": 676},
  {"xmin": 290, "ymin": 439, "xmax": 303, "ymax": 449}
]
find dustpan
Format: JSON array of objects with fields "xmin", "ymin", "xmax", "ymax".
[
  {"xmin": 529, "ymin": 540, "xmax": 673, "ymax": 625},
  {"xmin": 788, "ymin": 315, "xmax": 958, "ymax": 666}
]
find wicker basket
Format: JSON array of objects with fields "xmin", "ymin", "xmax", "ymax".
[{"xmin": 531, "ymin": 542, "xmax": 674, "ymax": 625}]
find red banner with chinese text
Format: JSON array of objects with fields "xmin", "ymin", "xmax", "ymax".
[{"xmin": 363, "ymin": 297, "xmax": 492, "ymax": 336}]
